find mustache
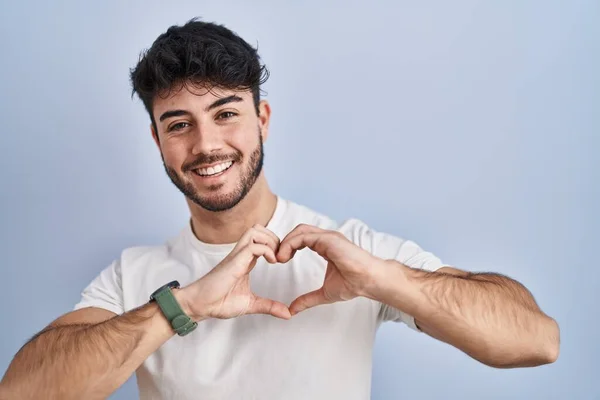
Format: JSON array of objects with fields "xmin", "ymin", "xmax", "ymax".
[{"xmin": 182, "ymin": 151, "xmax": 243, "ymax": 172}]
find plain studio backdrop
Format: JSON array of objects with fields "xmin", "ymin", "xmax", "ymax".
[{"xmin": 0, "ymin": 1, "xmax": 598, "ymax": 399}]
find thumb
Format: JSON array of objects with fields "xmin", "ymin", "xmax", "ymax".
[
  {"xmin": 289, "ymin": 288, "xmax": 330, "ymax": 316},
  {"xmin": 250, "ymin": 296, "xmax": 292, "ymax": 320}
]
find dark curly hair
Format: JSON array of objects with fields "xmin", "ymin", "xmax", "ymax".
[{"xmin": 130, "ymin": 18, "xmax": 269, "ymax": 131}]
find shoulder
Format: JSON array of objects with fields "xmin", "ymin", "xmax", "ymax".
[
  {"xmin": 336, "ymin": 218, "xmax": 409, "ymax": 255},
  {"xmin": 336, "ymin": 218, "xmax": 376, "ymax": 241},
  {"xmin": 336, "ymin": 217, "xmax": 444, "ymax": 272},
  {"xmin": 281, "ymin": 198, "xmax": 390, "ymax": 241},
  {"xmin": 276, "ymin": 198, "xmax": 340, "ymax": 235},
  {"xmin": 280, "ymin": 199, "xmax": 408, "ymax": 254},
  {"xmin": 116, "ymin": 229, "xmax": 186, "ymax": 274}
]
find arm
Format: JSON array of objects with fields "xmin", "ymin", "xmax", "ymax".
[
  {"xmin": 276, "ymin": 224, "xmax": 560, "ymax": 369},
  {"xmin": 368, "ymin": 262, "xmax": 560, "ymax": 368},
  {"xmin": 1, "ymin": 224, "xmax": 290, "ymax": 400},
  {"xmin": 0, "ymin": 296, "xmax": 185, "ymax": 400}
]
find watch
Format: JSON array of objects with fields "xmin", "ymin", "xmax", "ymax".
[{"xmin": 149, "ymin": 280, "xmax": 197, "ymax": 336}]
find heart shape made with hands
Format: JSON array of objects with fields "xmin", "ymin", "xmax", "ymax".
[
  {"xmin": 188, "ymin": 223, "xmax": 381, "ymax": 322},
  {"xmin": 274, "ymin": 223, "xmax": 380, "ymax": 316}
]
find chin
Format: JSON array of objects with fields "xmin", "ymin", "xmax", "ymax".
[{"xmin": 190, "ymin": 187, "xmax": 248, "ymax": 212}]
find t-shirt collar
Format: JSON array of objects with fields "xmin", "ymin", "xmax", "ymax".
[{"xmin": 184, "ymin": 196, "xmax": 287, "ymax": 256}]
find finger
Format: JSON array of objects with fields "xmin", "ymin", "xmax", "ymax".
[
  {"xmin": 234, "ymin": 225, "xmax": 280, "ymax": 255},
  {"xmin": 225, "ymin": 243, "xmax": 277, "ymax": 278},
  {"xmin": 250, "ymin": 296, "xmax": 292, "ymax": 320},
  {"xmin": 235, "ymin": 242, "xmax": 278, "ymax": 269},
  {"xmin": 247, "ymin": 230, "xmax": 280, "ymax": 254},
  {"xmin": 289, "ymin": 288, "xmax": 331, "ymax": 315},
  {"xmin": 280, "ymin": 223, "xmax": 326, "ymax": 245},
  {"xmin": 254, "ymin": 224, "xmax": 280, "ymax": 243},
  {"xmin": 277, "ymin": 232, "xmax": 330, "ymax": 263},
  {"xmin": 253, "ymin": 224, "xmax": 280, "ymax": 253}
]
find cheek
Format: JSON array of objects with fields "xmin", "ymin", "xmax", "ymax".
[
  {"xmin": 232, "ymin": 131, "xmax": 260, "ymax": 154},
  {"xmin": 160, "ymin": 142, "xmax": 188, "ymax": 167},
  {"xmin": 225, "ymin": 120, "xmax": 258, "ymax": 148}
]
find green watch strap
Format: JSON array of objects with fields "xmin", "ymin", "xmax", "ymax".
[{"xmin": 153, "ymin": 287, "xmax": 197, "ymax": 336}]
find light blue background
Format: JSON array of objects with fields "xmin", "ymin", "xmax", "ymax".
[{"xmin": 1, "ymin": 1, "xmax": 598, "ymax": 399}]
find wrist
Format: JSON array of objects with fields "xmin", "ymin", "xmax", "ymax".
[
  {"xmin": 173, "ymin": 287, "xmax": 209, "ymax": 323},
  {"xmin": 372, "ymin": 260, "xmax": 433, "ymax": 318},
  {"xmin": 362, "ymin": 259, "xmax": 412, "ymax": 301}
]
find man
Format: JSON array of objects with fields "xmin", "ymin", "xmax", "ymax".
[{"xmin": 0, "ymin": 18, "xmax": 559, "ymax": 400}]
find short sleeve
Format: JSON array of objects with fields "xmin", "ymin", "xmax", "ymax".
[
  {"xmin": 338, "ymin": 219, "xmax": 445, "ymax": 331},
  {"xmin": 73, "ymin": 259, "xmax": 124, "ymax": 315}
]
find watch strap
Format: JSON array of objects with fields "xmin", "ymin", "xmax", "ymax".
[{"xmin": 153, "ymin": 286, "xmax": 197, "ymax": 336}]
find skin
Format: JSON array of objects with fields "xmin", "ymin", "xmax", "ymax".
[
  {"xmin": 0, "ymin": 84, "xmax": 559, "ymax": 399},
  {"xmin": 152, "ymin": 84, "xmax": 560, "ymax": 367},
  {"xmin": 275, "ymin": 224, "xmax": 560, "ymax": 368},
  {"xmin": 151, "ymin": 84, "xmax": 278, "ymax": 244}
]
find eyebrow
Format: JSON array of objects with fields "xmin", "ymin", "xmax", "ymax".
[
  {"xmin": 158, "ymin": 95, "xmax": 244, "ymax": 122},
  {"xmin": 159, "ymin": 109, "xmax": 190, "ymax": 122},
  {"xmin": 205, "ymin": 95, "xmax": 244, "ymax": 112}
]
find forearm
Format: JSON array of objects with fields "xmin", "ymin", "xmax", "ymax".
[
  {"xmin": 369, "ymin": 261, "xmax": 560, "ymax": 368},
  {"xmin": 1, "ymin": 302, "xmax": 175, "ymax": 400}
]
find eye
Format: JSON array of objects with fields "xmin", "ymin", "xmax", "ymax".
[
  {"xmin": 168, "ymin": 122, "xmax": 191, "ymax": 132},
  {"xmin": 217, "ymin": 111, "xmax": 237, "ymax": 120}
]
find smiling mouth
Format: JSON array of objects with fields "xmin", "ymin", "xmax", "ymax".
[{"xmin": 193, "ymin": 161, "xmax": 234, "ymax": 177}]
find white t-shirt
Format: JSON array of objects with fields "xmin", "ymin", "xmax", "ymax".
[{"xmin": 74, "ymin": 197, "xmax": 444, "ymax": 400}]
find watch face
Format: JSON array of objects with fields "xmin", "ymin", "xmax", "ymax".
[{"xmin": 149, "ymin": 280, "xmax": 180, "ymax": 301}]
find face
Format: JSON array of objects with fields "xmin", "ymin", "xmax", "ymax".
[{"xmin": 151, "ymin": 85, "xmax": 270, "ymax": 212}]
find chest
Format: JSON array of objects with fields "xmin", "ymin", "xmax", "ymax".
[
  {"xmin": 122, "ymin": 249, "xmax": 380, "ymax": 399},
  {"xmin": 139, "ymin": 298, "xmax": 378, "ymax": 400}
]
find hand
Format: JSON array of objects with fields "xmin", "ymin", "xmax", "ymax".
[
  {"xmin": 180, "ymin": 225, "xmax": 291, "ymax": 321},
  {"xmin": 276, "ymin": 224, "xmax": 380, "ymax": 315}
]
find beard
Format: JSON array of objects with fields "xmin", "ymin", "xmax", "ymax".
[{"xmin": 163, "ymin": 131, "xmax": 264, "ymax": 212}]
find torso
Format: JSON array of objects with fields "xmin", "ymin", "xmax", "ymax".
[{"xmin": 120, "ymin": 198, "xmax": 383, "ymax": 400}]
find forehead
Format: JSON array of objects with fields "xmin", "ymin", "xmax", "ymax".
[{"xmin": 152, "ymin": 85, "xmax": 252, "ymax": 118}]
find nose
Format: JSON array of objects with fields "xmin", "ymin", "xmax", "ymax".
[{"xmin": 190, "ymin": 124, "xmax": 223, "ymax": 155}]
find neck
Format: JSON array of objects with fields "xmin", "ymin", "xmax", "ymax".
[{"xmin": 186, "ymin": 174, "xmax": 278, "ymax": 244}]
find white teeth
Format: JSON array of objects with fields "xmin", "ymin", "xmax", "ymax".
[{"xmin": 195, "ymin": 161, "xmax": 233, "ymax": 176}]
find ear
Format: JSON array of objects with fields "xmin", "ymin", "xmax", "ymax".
[
  {"xmin": 151, "ymin": 123, "xmax": 160, "ymax": 150},
  {"xmin": 257, "ymin": 100, "xmax": 271, "ymax": 142}
]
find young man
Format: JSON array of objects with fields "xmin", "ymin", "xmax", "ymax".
[{"xmin": 0, "ymin": 18, "xmax": 559, "ymax": 400}]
